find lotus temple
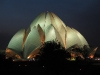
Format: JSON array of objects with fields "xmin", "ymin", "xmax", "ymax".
[{"xmin": 5, "ymin": 12, "xmax": 97, "ymax": 60}]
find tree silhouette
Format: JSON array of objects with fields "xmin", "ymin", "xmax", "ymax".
[
  {"xmin": 35, "ymin": 41, "xmax": 70, "ymax": 66},
  {"xmin": 81, "ymin": 45, "xmax": 92, "ymax": 58}
]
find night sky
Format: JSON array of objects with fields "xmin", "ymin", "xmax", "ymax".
[{"xmin": 0, "ymin": 0, "xmax": 100, "ymax": 53}]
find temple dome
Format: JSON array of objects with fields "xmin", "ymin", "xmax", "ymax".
[{"xmin": 6, "ymin": 12, "xmax": 89, "ymax": 59}]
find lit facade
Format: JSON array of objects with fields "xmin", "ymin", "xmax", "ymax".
[{"xmin": 6, "ymin": 12, "xmax": 89, "ymax": 59}]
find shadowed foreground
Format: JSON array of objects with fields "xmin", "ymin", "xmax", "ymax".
[
  {"xmin": 0, "ymin": 60, "xmax": 100, "ymax": 75},
  {"xmin": 1, "ymin": 41, "xmax": 100, "ymax": 75}
]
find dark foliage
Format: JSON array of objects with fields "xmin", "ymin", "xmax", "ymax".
[{"xmin": 35, "ymin": 41, "xmax": 70, "ymax": 66}]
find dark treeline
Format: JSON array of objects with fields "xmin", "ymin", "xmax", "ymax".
[{"xmin": 0, "ymin": 41, "xmax": 100, "ymax": 75}]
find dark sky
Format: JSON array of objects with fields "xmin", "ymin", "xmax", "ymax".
[{"xmin": 0, "ymin": 0, "xmax": 100, "ymax": 53}]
